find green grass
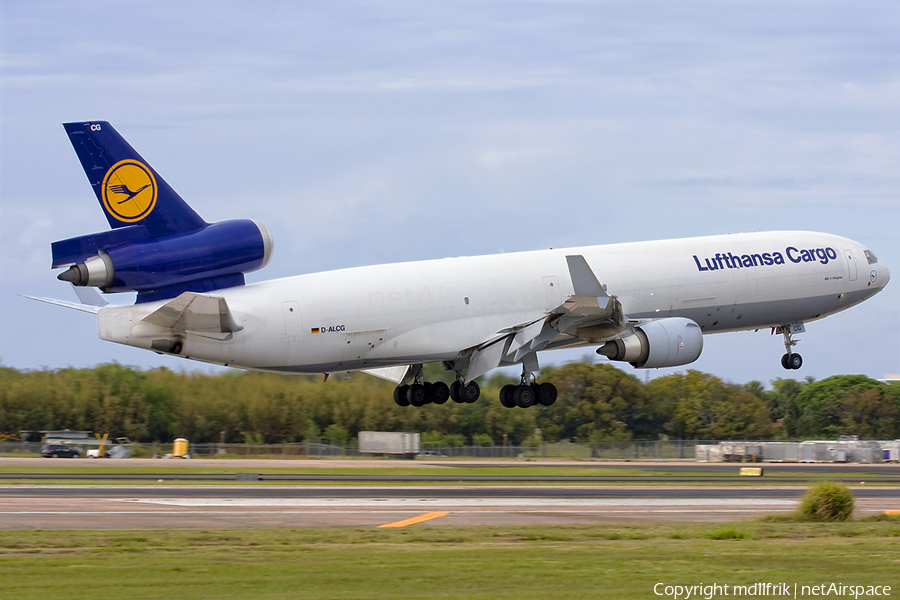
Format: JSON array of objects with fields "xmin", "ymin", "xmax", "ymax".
[{"xmin": 2, "ymin": 524, "xmax": 899, "ymax": 599}]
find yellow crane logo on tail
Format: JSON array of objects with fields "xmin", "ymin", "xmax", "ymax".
[{"xmin": 101, "ymin": 159, "xmax": 157, "ymax": 222}]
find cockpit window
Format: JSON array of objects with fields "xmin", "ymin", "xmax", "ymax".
[{"xmin": 864, "ymin": 250, "xmax": 878, "ymax": 264}]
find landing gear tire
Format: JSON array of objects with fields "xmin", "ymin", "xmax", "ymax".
[
  {"xmin": 393, "ymin": 385, "xmax": 410, "ymax": 407},
  {"xmin": 449, "ymin": 381, "xmax": 464, "ymax": 403},
  {"xmin": 463, "ymin": 381, "xmax": 480, "ymax": 403},
  {"xmin": 408, "ymin": 383, "xmax": 427, "ymax": 407},
  {"xmin": 514, "ymin": 384, "xmax": 536, "ymax": 408},
  {"xmin": 499, "ymin": 384, "xmax": 516, "ymax": 408},
  {"xmin": 536, "ymin": 382, "xmax": 557, "ymax": 406},
  {"xmin": 782, "ymin": 353, "xmax": 803, "ymax": 370},
  {"xmin": 431, "ymin": 382, "xmax": 450, "ymax": 404}
]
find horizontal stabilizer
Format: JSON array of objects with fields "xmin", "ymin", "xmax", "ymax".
[
  {"xmin": 21, "ymin": 294, "xmax": 101, "ymax": 315},
  {"xmin": 142, "ymin": 292, "xmax": 242, "ymax": 334}
]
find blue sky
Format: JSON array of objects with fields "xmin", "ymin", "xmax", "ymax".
[{"xmin": 2, "ymin": 0, "xmax": 899, "ymax": 385}]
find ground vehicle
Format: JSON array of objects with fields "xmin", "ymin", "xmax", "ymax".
[
  {"xmin": 40, "ymin": 444, "xmax": 81, "ymax": 458},
  {"xmin": 359, "ymin": 432, "xmax": 420, "ymax": 459},
  {"xmin": 418, "ymin": 450, "xmax": 448, "ymax": 458}
]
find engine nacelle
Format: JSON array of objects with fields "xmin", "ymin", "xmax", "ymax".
[
  {"xmin": 56, "ymin": 219, "xmax": 273, "ymax": 303},
  {"xmin": 596, "ymin": 317, "xmax": 703, "ymax": 368}
]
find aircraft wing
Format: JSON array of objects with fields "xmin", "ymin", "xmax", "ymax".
[
  {"xmin": 142, "ymin": 292, "xmax": 243, "ymax": 335},
  {"xmin": 463, "ymin": 254, "xmax": 628, "ymax": 381},
  {"xmin": 551, "ymin": 254, "xmax": 627, "ymax": 342}
]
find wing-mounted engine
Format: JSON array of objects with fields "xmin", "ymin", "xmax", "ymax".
[
  {"xmin": 462, "ymin": 254, "xmax": 704, "ymax": 375},
  {"xmin": 52, "ymin": 219, "xmax": 274, "ymax": 303},
  {"xmin": 597, "ymin": 317, "xmax": 703, "ymax": 368},
  {"xmin": 556, "ymin": 254, "xmax": 703, "ymax": 368}
]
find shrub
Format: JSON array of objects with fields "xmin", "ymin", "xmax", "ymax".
[
  {"xmin": 797, "ymin": 481, "xmax": 855, "ymax": 522},
  {"xmin": 706, "ymin": 527, "xmax": 748, "ymax": 540},
  {"xmin": 472, "ymin": 433, "xmax": 494, "ymax": 447}
]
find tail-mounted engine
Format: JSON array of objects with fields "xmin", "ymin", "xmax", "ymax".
[
  {"xmin": 52, "ymin": 219, "xmax": 274, "ymax": 303},
  {"xmin": 596, "ymin": 317, "xmax": 703, "ymax": 368}
]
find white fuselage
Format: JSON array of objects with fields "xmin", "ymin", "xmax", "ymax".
[{"xmin": 96, "ymin": 231, "xmax": 889, "ymax": 374}]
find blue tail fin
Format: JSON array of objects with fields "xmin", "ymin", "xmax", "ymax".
[
  {"xmin": 63, "ymin": 121, "xmax": 206, "ymax": 235},
  {"xmin": 55, "ymin": 121, "xmax": 273, "ymax": 304}
]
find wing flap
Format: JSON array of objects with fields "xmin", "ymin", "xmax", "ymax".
[{"xmin": 466, "ymin": 337, "xmax": 508, "ymax": 382}]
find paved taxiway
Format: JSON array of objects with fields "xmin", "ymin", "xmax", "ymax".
[
  {"xmin": 5, "ymin": 459, "xmax": 900, "ymax": 529},
  {"xmin": 2, "ymin": 485, "xmax": 899, "ymax": 530},
  {"xmin": 7, "ymin": 457, "xmax": 900, "ymax": 473}
]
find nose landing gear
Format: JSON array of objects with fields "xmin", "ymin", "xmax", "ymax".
[{"xmin": 776, "ymin": 324, "xmax": 803, "ymax": 370}]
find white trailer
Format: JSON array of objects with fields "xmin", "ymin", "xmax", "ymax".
[{"xmin": 358, "ymin": 432, "xmax": 420, "ymax": 459}]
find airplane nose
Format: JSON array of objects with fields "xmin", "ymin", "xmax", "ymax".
[{"xmin": 880, "ymin": 263, "xmax": 891, "ymax": 287}]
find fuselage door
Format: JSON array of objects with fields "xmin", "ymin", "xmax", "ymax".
[{"xmin": 844, "ymin": 249, "xmax": 858, "ymax": 282}]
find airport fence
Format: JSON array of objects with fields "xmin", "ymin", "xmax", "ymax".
[
  {"xmin": 0, "ymin": 439, "xmax": 717, "ymax": 460},
  {"xmin": 178, "ymin": 439, "xmax": 705, "ymax": 459}
]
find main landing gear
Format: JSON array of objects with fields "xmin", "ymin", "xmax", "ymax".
[
  {"xmin": 391, "ymin": 363, "xmax": 557, "ymax": 409},
  {"xmin": 498, "ymin": 369, "xmax": 558, "ymax": 409},
  {"xmin": 777, "ymin": 325, "xmax": 803, "ymax": 370},
  {"xmin": 393, "ymin": 374, "xmax": 481, "ymax": 408}
]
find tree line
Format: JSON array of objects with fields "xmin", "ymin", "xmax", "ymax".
[{"xmin": 1, "ymin": 362, "xmax": 898, "ymax": 445}]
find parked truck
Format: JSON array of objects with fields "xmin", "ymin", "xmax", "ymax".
[{"xmin": 358, "ymin": 432, "xmax": 420, "ymax": 459}]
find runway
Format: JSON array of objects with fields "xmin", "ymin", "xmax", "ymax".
[
  {"xmin": 2, "ymin": 485, "xmax": 899, "ymax": 529},
  {"xmin": 7, "ymin": 457, "xmax": 900, "ymax": 474}
]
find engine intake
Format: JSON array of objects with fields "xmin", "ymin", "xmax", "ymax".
[{"xmin": 597, "ymin": 317, "xmax": 703, "ymax": 368}]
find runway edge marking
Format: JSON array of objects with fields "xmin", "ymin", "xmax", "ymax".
[{"xmin": 378, "ymin": 511, "xmax": 450, "ymax": 528}]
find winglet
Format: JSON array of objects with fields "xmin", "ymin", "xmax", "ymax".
[{"xmin": 565, "ymin": 255, "xmax": 608, "ymax": 298}]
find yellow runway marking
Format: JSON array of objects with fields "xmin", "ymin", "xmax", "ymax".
[
  {"xmin": 885, "ymin": 510, "xmax": 900, "ymax": 515},
  {"xmin": 378, "ymin": 511, "xmax": 449, "ymax": 528}
]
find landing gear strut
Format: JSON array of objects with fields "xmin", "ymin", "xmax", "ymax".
[{"xmin": 777, "ymin": 325, "xmax": 803, "ymax": 370}]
